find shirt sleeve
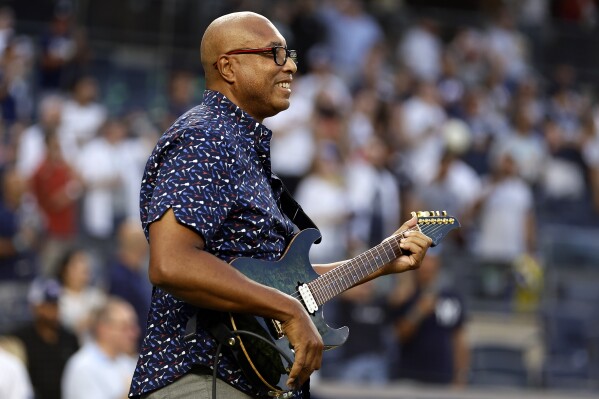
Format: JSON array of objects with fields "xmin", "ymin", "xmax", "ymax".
[{"xmin": 145, "ymin": 127, "xmax": 239, "ymax": 245}]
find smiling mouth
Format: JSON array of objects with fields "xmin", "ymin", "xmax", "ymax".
[{"xmin": 276, "ymin": 82, "xmax": 290, "ymax": 90}]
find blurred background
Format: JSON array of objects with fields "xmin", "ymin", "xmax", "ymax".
[{"xmin": 0, "ymin": 0, "xmax": 599, "ymax": 398}]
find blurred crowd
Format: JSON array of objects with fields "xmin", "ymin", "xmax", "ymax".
[{"xmin": 1, "ymin": 0, "xmax": 599, "ymax": 398}]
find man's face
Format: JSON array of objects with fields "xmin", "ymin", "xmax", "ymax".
[
  {"xmin": 231, "ymin": 23, "xmax": 297, "ymax": 121},
  {"xmin": 33, "ymin": 302, "xmax": 60, "ymax": 327},
  {"xmin": 104, "ymin": 305, "xmax": 140, "ymax": 355}
]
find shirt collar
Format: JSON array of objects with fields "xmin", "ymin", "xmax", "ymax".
[
  {"xmin": 202, "ymin": 89, "xmax": 272, "ymax": 144},
  {"xmin": 202, "ymin": 90, "xmax": 273, "ymax": 175}
]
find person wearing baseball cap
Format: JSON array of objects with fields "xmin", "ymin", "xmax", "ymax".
[{"xmin": 9, "ymin": 278, "xmax": 79, "ymax": 399}]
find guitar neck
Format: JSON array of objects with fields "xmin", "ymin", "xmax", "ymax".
[{"xmin": 307, "ymin": 226, "xmax": 418, "ymax": 306}]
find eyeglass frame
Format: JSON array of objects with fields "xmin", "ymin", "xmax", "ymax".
[{"xmin": 212, "ymin": 46, "xmax": 298, "ymax": 68}]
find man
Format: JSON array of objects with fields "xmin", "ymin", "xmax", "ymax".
[
  {"xmin": 129, "ymin": 11, "xmax": 432, "ymax": 399},
  {"xmin": 11, "ymin": 278, "xmax": 79, "ymax": 399},
  {"xmin": 0, "ymin": 167, "xmax": 38, "ymax": 283},
  {"xmin": 391, "ymin": 252, "xmax": 469, "ymax": 386},
  {"xmin": 62, "ymin": 297, "xmax": 139, "ymax": 399}
]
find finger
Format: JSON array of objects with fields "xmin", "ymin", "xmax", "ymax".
[
  {"xmin": 287, "ymin": 349, "xmax": 306, "ymax": 388},
  {"xmin": 400, "ymin": 240, "xmax": 429, "ymax": 258},
  {"xmin": 398, "ymin": 216, "xmax": 417, "ymax": 231},
  {"xmin": 403, "ymin": 232, "xmax": 433, "ymax": 248}
]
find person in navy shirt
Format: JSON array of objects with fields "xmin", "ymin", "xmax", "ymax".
[
  {"xmin": 107, "ymin": 219, "xmax": 152, "ymax": 349},
  {"xmin": 130, "ymin": 11, "xmax": 432, "ymax": 399},
  {"xmin": 390, "ymin": 252, "xmax": 470, "ymax": 386}
]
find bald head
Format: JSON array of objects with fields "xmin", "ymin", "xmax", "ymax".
[
  {"xmin": 200, "ymin": 12, "xmax": 278, "ymax": 83},
  {"xmin": 199, "ymin": 11, "xmax": 296, "ymax": 121}
]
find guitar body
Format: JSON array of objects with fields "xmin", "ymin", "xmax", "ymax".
[
  {"xmin": 226, "ymin": 211, "xmax": 459, "ymax": 397},
  {"xmin": 229, "ymin": 228, "xmax": 349, "ymax": 395}
]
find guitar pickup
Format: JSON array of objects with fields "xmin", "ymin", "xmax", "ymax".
[{"xmin": 298, "ymin": 284, "xmax": 318, "ymax": 314}]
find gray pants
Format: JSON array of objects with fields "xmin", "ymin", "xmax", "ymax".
[{"xmin": 141, "ymin": 368, "xmax": 254, "ymax": 399}]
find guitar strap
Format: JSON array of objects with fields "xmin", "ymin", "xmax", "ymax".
[{"xmin": 271, "ymin": 173, "xmax": 321, "ymax": 243}]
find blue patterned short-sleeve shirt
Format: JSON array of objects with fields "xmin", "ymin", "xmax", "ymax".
[{"xmin": 129, "ymin": 90, "xmax": 298, "ymax": 398}]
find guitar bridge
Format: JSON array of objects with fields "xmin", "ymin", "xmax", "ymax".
[{"xmin": 270, "ymin": 319, "xmax": 285, "ymax": 339}]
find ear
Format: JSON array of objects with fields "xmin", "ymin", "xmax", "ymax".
[{"xmin": 215, "ymin": 56, "xmax": 236, "ymax": 84}]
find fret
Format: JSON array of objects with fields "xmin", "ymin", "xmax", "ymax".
[
  {"xmin": 308, "ymin": 219, "xmax": 457, "ymax": 307},
  {"xmin": 311, "ymin": 235, "xmax": 400, "ymax": 302}
]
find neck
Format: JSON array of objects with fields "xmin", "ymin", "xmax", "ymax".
[
  {"xmin": 205, "ymin": 87, "xmax": 265, "ymax": 123},
  {"xmin": 35, "ymin": 321, "xmax": 59, "ymax": 343},
  {"xmin": 308, "ymin": 227, "xmax": 419, "ymax": 305}
]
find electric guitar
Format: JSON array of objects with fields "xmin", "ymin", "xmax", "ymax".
[{"xmin": 228, "ymin": 211, "xmax": 460, "ymax": 398}]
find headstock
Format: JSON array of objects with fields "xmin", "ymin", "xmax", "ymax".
[{"xmin": 412, "ymin": 210, "xmax": 460, "ymax": 247}]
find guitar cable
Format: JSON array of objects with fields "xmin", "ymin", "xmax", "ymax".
[{"xmin": 211, "ymin": 329, "xmax": 294, "ymax": 399}]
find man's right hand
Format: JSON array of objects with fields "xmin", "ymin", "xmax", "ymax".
[{"xmin": 281, "ymin": 301, "xmax": 323, "ymax": 390}]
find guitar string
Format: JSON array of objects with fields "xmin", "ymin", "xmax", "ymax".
[
  {"xmin": 287, "ymin": 223, "xmax": 449, "ymax": 304},
  {"xmin": 286, "ymin": 230, "xmax": 411, "ymax": 303},
  {"xmin": 312, "ymin": 233, "xmax": 406, "ymax": 304},
  {"xmin": 308, "ymin": 223, "xmax": 448, "ymax": 304},
  {"xmin": 288, "ymin": 223, "xmax": 448, "ymax": 303}
]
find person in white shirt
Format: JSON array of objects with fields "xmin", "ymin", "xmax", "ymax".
[
  {"xmin": 0, "ymin": 347, "xmax": 33, "ymax": 399},
  {"xmin": 60, "ymin": 75, "xmax": 107, "ymax": 156},
  {"xmin": 62, "ymin": 297, "xmax": 139, "ymax": 399},
  {"xmin": 16, "ymin": 95, "xmax": 64, "ymax": 179},
  {"xmin": 77, "ymin": 119, "xmax": 129, "ymax": 240}
]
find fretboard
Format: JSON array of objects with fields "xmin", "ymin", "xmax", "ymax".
[{"xmin": 307, "ymin": 227, "xmax": 417, "ymax": 306}]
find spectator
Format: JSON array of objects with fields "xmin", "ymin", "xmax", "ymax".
[
  {"xmin": 29, "ymin": 130, "xmax": 83, "ymax": 276},
  {"xmin": 346, "ymin": 135, "xmax": 401, "ymax": 252},
  {"xmin": 0, "ymin": 167, "xmax": 38, "ymax": 281},
  {"xmin": 437, "ymin": 50, "xmax": 466, "ymax": 117},
  {"xmin": 15, "ymin": 95, "xmax": 64, "ymax": 179},
  {"xmin": 38, "ymin": 6, "xmax": 77, "ymax": 92},
  {"xmin": 456, "ymin": 86, "xmax": 509, "ymax": 176},
  {"xmin": 159, "ymin": 70, "xmax": 197, "ymax": 131},
  {"xmin": 546, "ymin": 64, "xmax": 586, "ymax": 144},
  {"xmin": 10, "ymin": 278, "xmax": 79, "ymax": 399},
  {"xmin": 325, "ymin": 280, "xmax": 392, "ymax": 384},
  {"xmin": 294, "ymin": 142, "xmax": 350, "ymax": 263},
  {"xmin": 0, "ymin": 33, "xmax": 35, "ymax": 123},
  {"xmin": 539, "ymin": 118, "xmax": 587, "ymax": 207},
  {"xmin": 581, "ymin": 108, "xmax": 599, "ymax": 213},
  {"xmin": 116, "ymin": 112, "xmax": 157, "ymax": 225},
  {"xmin": 346, "ymin": 88, "xmax": 379, "ymax": 152},
  {"xmin": 62, "ymin": 297, "xmax": 139, "ymax": 399},
  {"xmin": 55, "ymin": 248, "xmax": 106, "ymax": 342},
  {"xmin": 484, "ymin": 7, "xmax": 531, "ymax": 83},
  {"xmin": 390, "ymin": 252, "xmax": 470, "ymax": 386},
  {"xmin": 319, "ymin": 0, "xmax": 384, "ymax": 86},
  {"xmin": 0, "ymin": 346, "xmax": 33, "ymax": 399},
  {"xmin": 77, "ymin": 118, "xmax": 129, "ymax": 244},
  {"xmin": 0, "ymin": 7, "xmax": 15, "ymax": 57},
  {"xmin": 60, "ymin": 75, "xmax": 107, "ymax": 156},
  {"xmin": 491, "ymin": 107, "xmax": 548, "ymax": 186},
  {"xmin": 416, "ymin": 143, "xmax": 482, "ymax": 224},
  {"xmin": 289, "ymin": 0, "xmax": 327, "ymax": 75},
  {"xmin": 397, "ymin": 17, "xmax": 443, "ymax": 82},
  {"xmin": 470, "ymin": 150, "xmax": 536, "ymax": 299},
  {"xmin": 447, "ymin": 27, "xmax": 488, "ymax": 87},
  {"xmin": 396, "ymin": 80, "xmax": 446, "ymax": 185},
  {"xmin": 107, "ymin": 219, "xmax": 151, "ymax": 346}
]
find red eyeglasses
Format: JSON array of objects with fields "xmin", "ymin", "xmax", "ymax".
[{"xmin": 213, "ymin": 46, "xmax": 298, "ymax": 68}]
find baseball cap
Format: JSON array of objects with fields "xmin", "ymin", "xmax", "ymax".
[{"xmin": 27, "ymin": 278, "xmax": 62, "ymax": 305}]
